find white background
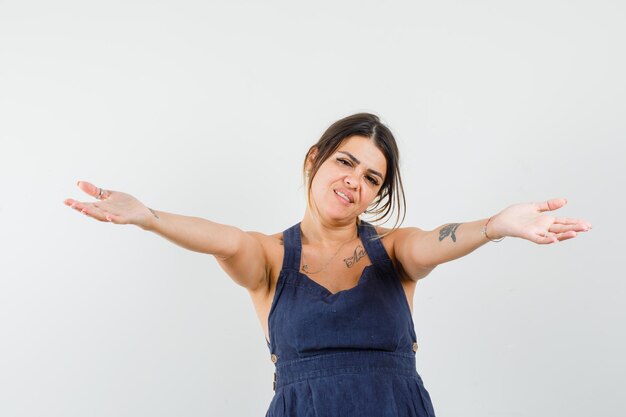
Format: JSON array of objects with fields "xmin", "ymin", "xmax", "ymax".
[{"xmin": 1, "ymin": 1, "xmax": 624, "ymax": 416}]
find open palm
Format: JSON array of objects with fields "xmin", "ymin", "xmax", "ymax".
[
  {"xmin": 491, "ymin": 198, "xmax": 592, "ymax": 244},
  {"xmin": 64, "ymin": 181, "xmax": 154, "ymax": 229}
]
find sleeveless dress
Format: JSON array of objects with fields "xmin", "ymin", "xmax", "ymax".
[{"xmin": 264, "ymin": 220, "xmax": 437, "ymax": 417}]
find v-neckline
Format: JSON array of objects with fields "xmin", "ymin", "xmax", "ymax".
[
  {"xmin": 267, "ymin": 221, "xmax": 384, "ymax": 347},
  {"xmin": 295, "ymin": 222, "xmax": 375, "ymax": 296},
  {"xmin": 296, "ymin": 264, "xmax": 375, "ymax": 296}
]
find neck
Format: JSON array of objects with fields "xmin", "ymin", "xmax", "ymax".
[{"xmin": 300, "ymin": 209, "xmax": 359, "ymax": 247}]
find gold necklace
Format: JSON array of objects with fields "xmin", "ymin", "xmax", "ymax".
[{"xmin": 301, "ymin": 231, "xmax": 359, "ymax": 275}]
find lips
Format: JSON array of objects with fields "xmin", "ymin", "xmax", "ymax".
[{"xmin": 334, "ymin": 188, "xmax": 354, "ymax": 204}]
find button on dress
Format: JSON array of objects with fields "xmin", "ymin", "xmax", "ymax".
[{"xmin": 265, "ymin": 221, "xmax": 436, "ymax": 417}]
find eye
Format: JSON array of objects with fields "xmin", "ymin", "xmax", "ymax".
[
  {"xmin": 337, "ymin": 158, "xmax": 352, "ymax": 166},
  {"xmin": 366, "ymin": 176, "xmax": 379, "ymax": 186}
]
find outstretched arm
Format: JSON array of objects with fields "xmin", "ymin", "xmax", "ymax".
[
  {"xmin": 395, "ymin": 198, "xmax": 592, "ymax": 274},
  {"xmin": 64, "ymin": 181, "xmax": 269, "ymax": 291}
]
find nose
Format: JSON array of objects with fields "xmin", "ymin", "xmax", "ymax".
[{"xmin": 344, "ymin": 174, "xmax": 358, "ymax": 189}]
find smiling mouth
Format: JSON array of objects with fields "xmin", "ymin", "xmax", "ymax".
[{"xmin": 334, "ymin": 190, "xmax": 352, "ymax": 204}]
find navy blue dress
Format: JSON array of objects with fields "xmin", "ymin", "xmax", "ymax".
[{"xmin": 265, "ymin": 221, "xmax": 436, "ymax": 417}]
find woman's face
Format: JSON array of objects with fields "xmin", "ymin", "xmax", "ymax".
[{"xmin": 308, "ymin": 135, "xmax": 387, "ymax": 223}]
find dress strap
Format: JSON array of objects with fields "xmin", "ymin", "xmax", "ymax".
[
  {"xmin": 358, "ymin": 220, "xmax": 391, "ymax": 264},
  {"xmin": 281, "ymin": 222, "xmax": 303, "ymax": 272}
]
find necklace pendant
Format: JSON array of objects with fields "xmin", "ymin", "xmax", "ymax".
[{"xmin": 302, "ymin": 264, "xmax": 309, "ymax": 273}]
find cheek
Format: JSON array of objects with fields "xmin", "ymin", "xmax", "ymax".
[
  {"xmin": 309, "ymin": 175, "xmax": 331, "ymax": 199},
  {"xmin": 364, "ymin": 188, "xmax": 382, "ymax": 205},
  {"xmin": 310, "ymin": 169, "xmax": 336, "ymax": 189}
]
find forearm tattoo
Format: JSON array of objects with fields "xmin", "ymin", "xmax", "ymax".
[
  {"xmin": 439, "ymin": 223, "xmax": 461, "ymax": 242},
  {"xmin": 148, "ymin": 207, "xmax": 160, "ymax": 219},
  {"xmin": 344, "ymin": 245, "xmax": 366, "ymax": 268}
]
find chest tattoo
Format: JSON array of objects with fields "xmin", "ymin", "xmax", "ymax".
[{"xmin": 344, "ymin": 245, "xmax": 366, "ymax": 268}]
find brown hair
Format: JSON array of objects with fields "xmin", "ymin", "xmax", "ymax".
[{"xmin": 303, "ymin": 113, "xmax": 406, "ymax": 232}]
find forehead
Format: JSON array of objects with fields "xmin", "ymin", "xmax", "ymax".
[{"xmin": 335, "ymin": 135, "xmax": 387, "ymax": 174}]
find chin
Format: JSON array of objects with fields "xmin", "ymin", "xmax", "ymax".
[
  {"xmin": 321, "ymin": 207, "xmax": 361, "ymax": 224},
  {"xmin": 311, "ymin": 194, "xmax": 364, "ymax": 223}
]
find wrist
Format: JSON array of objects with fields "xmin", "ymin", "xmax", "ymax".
[
  {"xmin": 482, "ymin": 216, "xmax": 505, "ymax": 242},
  {"xmin": 140, "ymin": 207, "xmax": 160, "ymax": 231}
]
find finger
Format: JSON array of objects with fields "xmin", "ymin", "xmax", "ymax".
[
  {"xmin": 76, "ymin": 181, "xmax": 112, "ymax": 200},
  {"xmin": 552, "ymin": 217, "xmax": 578, "ymax": 225},
  {"xmin": 537, "ymin": 198, "xmax": 567, "ymax": 213},
  {"xmin": 555, "ymin": 231, "xmax": 577, "ymax": 241},
  {"xmin": 547, "ymin": 224, "xmax": 570, "ymax": 234},
  {"xmin": 548, "ymin": 223, "xmax": 590, "ymax": 234},
  {"xmin": 562, "ymin": 231, "xmax": 577, "ymax": 239},
  {"xmin": 553, "ymin": 217, "xmax": 592, "ymax": 229},
  {"xmin": 534, "ymin": 231, "xmax": 558, "ymax": 245},
  {"xmin": 76, "ymin": 180, "xmax": 98, "ymax": 197},
  {"xmin": 65, "ymin": 198, "xmax": 97, "ymax": 209},
  {"xmin": 66, "ymin": 199, "xmax": 104, "ymax": 220},
  {"xmin": 67, "ymin": 200, "xmax": 88, "ymax": 212}
]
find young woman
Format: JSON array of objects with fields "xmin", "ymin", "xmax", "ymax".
[{"xmin": 64, "ymin": 113, "xmax": 591, "ymax": 417}]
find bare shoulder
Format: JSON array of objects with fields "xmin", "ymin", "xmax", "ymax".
[
  {"xmin": 246, "ymin": 230, "xmax": 284, "ymax": 246},
  {"xmin": 374, "ymin": 225, "xmax": 431, "ymax": 282},
  {"xmin": 373, "ymin": 225, "xmax": 426, "ymax": 259},
  {"xmin": 246, "ymin": 230, "xmax": 283, "ymax": 252}
]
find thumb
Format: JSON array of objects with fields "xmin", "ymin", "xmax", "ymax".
[
  {"xmin": 537, "ymin": 197, "xmax": 567, "ymax": 213},
  {"xmin": 77, "ymin": 180, "xmax": 110, "ymax": 199}
]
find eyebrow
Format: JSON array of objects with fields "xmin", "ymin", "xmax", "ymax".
[{"xmin": 337, "ymin": 151, "xmax": 384, "ymax": 180}]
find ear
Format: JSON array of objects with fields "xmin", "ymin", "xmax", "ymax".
[{"xmin": 305, "ymin": 147, "xmax": 319, "ymax": 171}]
